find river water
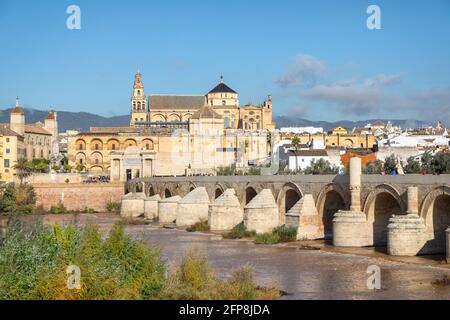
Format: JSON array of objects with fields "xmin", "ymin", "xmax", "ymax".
[{"xmin": 127, "ymin": 225, "xmax": 450, "ymax": 300}]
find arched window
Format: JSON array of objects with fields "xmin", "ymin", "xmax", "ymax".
[{"xmin": 137, "ymin": 102, "xmax": 141, "ymax": 110}]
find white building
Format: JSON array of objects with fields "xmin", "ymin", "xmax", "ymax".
[
  {"xmin": 288, "ymin": 149, "xmax": 329, "ymax": 171},
  {"xmin": 280, "ymin": 127, "xmax": 324, "ymax": 135}
]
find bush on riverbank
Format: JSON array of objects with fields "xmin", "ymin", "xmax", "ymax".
[
  {"xmin": 161, "ymin": 250, "xmax": 280, "ymax": 300},
  {"xmin": 0, "ymin": 222, "xmax": 165, "ymax": 300},
  {"xmin": 0, "ymin": 183, "xmax": 36, "ymax": 215},
  {"xmin": 186, "ymin": 220, "xmax": 210, "ymax": 232},
  {"xmin": 255, "ymin": 226, "xmax": 297, "ymax": 245},
  {"xmin": 223, "ymin": 222, "xmax": 256, "ymax": 239},
  {"xmin": 106, "ymin": 200, "xmax": 121, "ymax": 213}
]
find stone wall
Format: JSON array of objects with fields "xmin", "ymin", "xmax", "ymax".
[{"xmin": 33, "ymin": 183, "xmax": 125, "ymax": 212}]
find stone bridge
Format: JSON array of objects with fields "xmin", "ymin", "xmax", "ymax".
[{"xmin": 125, "ymin": 165, "xmax": 450, "ymax": 258}]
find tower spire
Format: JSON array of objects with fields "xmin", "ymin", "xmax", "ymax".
[
  {"xmin": 16, "ymin": 96, "xmax": 20, "ymax": 107},
  {"xmin": 220, "ymin": 75, "xmax": 224, "ymax": 83}
]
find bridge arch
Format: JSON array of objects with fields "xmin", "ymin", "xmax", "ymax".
[
  {"xmin": 420, "ymin": 186, "xmax": 450, "ymax": 254},
  {"xmin": 214, "ymin": 183, "xmax": 226, "ymax": 199},
  {"xmin": 364, "ymin": 184, "xmax": 405, "ymax": 247},
  {"xmin": 244, "ymin": 186, "xmax": 258, "ymax": 206},
  {"xmin": 276, "ymin": 182, "xmax": 303, "ymax": 225},
  {"xmin": 316, "ymin": 184, "xmax": 348, "ymax": 240}
]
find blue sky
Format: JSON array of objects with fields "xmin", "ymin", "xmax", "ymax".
[{"xmin": 0, "ymin": 0, "xmax": 449, "ymax": 123}]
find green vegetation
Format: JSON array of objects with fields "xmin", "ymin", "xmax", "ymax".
[
  {"xmin": 0, "ymin": 223, "xmax": 279, "ymax": 300},
  {"xmin": 31, "ymin": 159, "xmax": 50, "ymax": 173},
  {"xmin": 255, "ymin": 226, "xmax": 298, "ymax": 245},
  {"xmin": 255, "ymin": 232, "xmax": 280, "ymax": 245},
  {"xmin": 362, "ymin": 160, "xmax": 383, "ymax": 174},
  {"xmin": 0, "ymin": 183, "xmax": 36, "ymax": 215},
  {"xmin": 160, "ymin": 250, "xmax": 280, "ymax": 300},
  {"xmin": 106, "ymin": 200, "xmax": 121, "ymax": 213},
  {"xmin": 186, "ymin": 219, "xmax": 210, "ymax": 232},
  {"xmin": 13, "ymin": 158, "xmax": 33, "ymax": 183},
  {"xmin": 272, "ymin": 225, "xmax": 297, "ymax": 242},
  {"xmin": 223, "ymin": 222, "xmax": 256, "ymax": 239},
  {"xmin": 364, "ymin": 152, "xmax": 450, "ymax": 175},
  {"xmin": 49, "ymin": 202, "xmax": 69, "ymax": 215},
  {"xmin": 0, "ymin": 222, "xmax": 165, "ymax": 300},
  {"xmin": 303, "ymin": 159, "xmax": 340, "ymax": 175}
]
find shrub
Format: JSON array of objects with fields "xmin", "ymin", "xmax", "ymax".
[
  {"xmin": 0, "ymin": 183, "xmax": 36, "ymax": 215},
  {"xmin": 52, "ymin": 165, "xmax": 61, "ymax": 171},
  {"xmin": 254, "ymin": 232, "xmax": 280, "ymax": 245},
  {"xmin": 106, "ymin": 200, "xmax": 121, "ymax": 213},
  {"xmin": 63, "ymin": 164, "xmax": 73, "ymax": 172},
  {"xmin": 224, "ymin": 222, "xmax": 256, "ymax": 239},
  {"xmin": 82, "ymin": 207, "xmax": 96, "ymax": 214},
  {"xmin": 49, "ymin": 203, "xmax": 68, "ymax": 215},
  {"xmin": 160, "ymin": 250, "xmax": 280, "ymax": 300},
  {"xmin": 272, "ymin": 225, "xmax": 297, "ymax": 243},
  {"xmin": 0, "ymin": 222, "xmax": 166, "ymax": 300},
  {"xmin": 186, "ymin": 220, "xmax": 210, "ymax": 233}
]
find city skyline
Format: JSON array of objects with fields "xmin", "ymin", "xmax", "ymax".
[{"xmin": 0, "ymin": 0, "xmax": 449, "ymax": 124}]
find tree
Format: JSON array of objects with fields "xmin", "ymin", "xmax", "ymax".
[
  {"xmin": 13, "ymin": 158, "xmax": 32, "ymax": 184},
  {"xmin": 303, "ymin": 159, "xmax": 339, "ymax": 175},
  {"xmin": 403, "ymin": 157, "xmax": 421, "ymax": 174},
  {"xmin": 363, "ymin": 160, "xmax": 383, "ymax": 174},
  {"xmin": 291, "ymin": 136, "xmax": 301, "ymax": 171},
  {"xmin": 429, "ymin": 152, "xmax": 450, "ymax": 174},
  {"xmin": 0, "ymin": 183, "xmax": 36, "ymax": 215},
  {"xmin": 384, "ymin": 154, "xmax": 397, "ymax": 174}
]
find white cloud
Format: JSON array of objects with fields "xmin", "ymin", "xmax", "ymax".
[{"xmin": 274, "ymin": 54, "xmax": 325, "ymax": 88}]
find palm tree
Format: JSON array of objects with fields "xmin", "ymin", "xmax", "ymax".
[
  {"xmin": 291, "ymin": 136, "xmax": 301, "ymax": 173},
  {"xmin": 13, "ymin": 158, "xmax": 32, "ymax": 184}
]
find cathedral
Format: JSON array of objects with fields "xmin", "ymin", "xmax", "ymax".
[
  {"xmin": 130, "ymin": 71, "xmax": 275, "ymax": 131},
  {"xmin": 67, "ymin": 71, "xmax": 274, "ymax": 181}
]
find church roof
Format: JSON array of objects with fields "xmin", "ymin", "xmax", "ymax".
[
  {"xmin": 25, "ymin": 124, "xmax": 52, "ymax": 136},
  {"xmin": 190, "ymin": 105, "xmax": 222, "ymax": 120},
  {"xmin": 148, "ymin": 95, "xmax": 205, "ymax": 110},
  {"xmin": 11, "ymin": 106, "xmax": 25, "ymax": 115},
  {"xmin": 208, "ymin": 82, "xmax": 237, "ymax": 94},
  {"xmin": 0, "ymin": 125, "xmax": 22, "ymax": 137}
]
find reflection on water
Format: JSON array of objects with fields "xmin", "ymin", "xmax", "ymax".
[{"xmin": 128, "ymin": 226, "xmax": 450, "ymax": 300}]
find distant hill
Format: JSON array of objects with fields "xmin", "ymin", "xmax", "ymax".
[
  {"xmin": 0, "ymin": 108, "xmax": 130, "ymax": 132},
  {"xmin": 0, "ymin": 108, "xmax": 432, "ymax": 133},
  {"xmin": 273, "ymin": 116, "xmax": 432, "ymax": 132}
]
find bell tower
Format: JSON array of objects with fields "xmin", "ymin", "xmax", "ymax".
[{"xmin": 130, "ymin": 70, "xmax": 148, "ymax": 127}]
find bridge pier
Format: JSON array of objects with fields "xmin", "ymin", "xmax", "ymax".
[
  {"xmin": 244, "ymin": 189, "xmax": 279, "ymax": 234},
  {"xmin": 209, "ymin": 189, "xmax": 243, "ymax": 231},
  {"xmin": 158, "ymin": 196, "xmax": 181, "ymax": 224},
  {"xmin": 120, "ymin": 192, "xmax": 146, "ymax": 218},
  {"xmin": 144, "ymin": 195, "xmax": 161, "ymax": 220},
  {"xmin": 387, "ymin": 187, "xmax": 426, "ymax": 256},
  {"xmin": 176, "ymin": 187, "xmax": 210, "ymax": 227},
  {"xmin": 285, "ymin": 194, "xmax": 321, "ymax": 240},
  {"xmin": 333, "ymin": 158, "xmax": 370, "ymax": 247}
]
